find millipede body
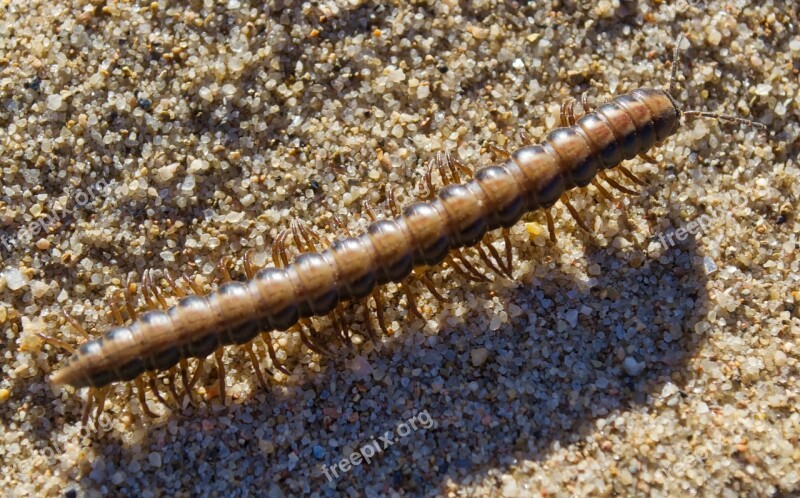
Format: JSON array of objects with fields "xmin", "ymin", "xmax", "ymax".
[{"xmin": 51, "ymin": 88, "xmax": 681, "ymax": 393}]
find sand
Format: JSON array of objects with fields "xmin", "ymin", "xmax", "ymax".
[{"xmin": 1, "ymin": 0, "xmax": 798, "ymax": 496}]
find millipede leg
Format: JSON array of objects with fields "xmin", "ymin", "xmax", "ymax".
[
  {"xmin": 434, "ymin": 156, "xmax": 450, "ymax": 186},
  {"xmin": 546, "ymin": 208, "xmax": 557, "ymax": 243},
  {"xmin": 37, "ymin": 333, "xmax": 76, "ymax": 353},
  {"xmin": 261, "ymin": 331, "xmax": 290, "ymax": 375},
  {"xmin": 272, "ymin": 230, "xmax": 286, "ymax": 268},
  {"xmin": 272, "ymin": 228, "xmax": 291, "ymax": 268},
  {"xmin": 62, "ymin": 308, "xmax": 90, "ymax": 340},
  {"xmin": 372, "ymin": 289, "xmax": 390, "ymax": 336},
  {"xmin": 141, "ymin": 271, "xmax": 157, "ymax": 310},
  {"xmin": 420, "ymin": 161, "xmax": 436, "ymax": 200},
  {"xmin": 149, "ymin": 271, "xmax": 170, "ymax": 309},
  {"xmin": 298, "ymin": 319, "xmax": 329, "ymax": 355},
  {"xmin": 455, "ymin": 157, "xmax": 474, "ymax": 177},
  {"xmin": 142, "ymin": 271, "xmax": 152, "ymax": 303},
  {"xmin": 291, "ymin": 220, "xmax": 309, "ymax": 253},
  {"xmin": 93, "ymin": 386, "xmax": 110, "ymax": 427},
  {"xmin": 332, "ymin": 215, "xmax": 353, "ymax": 236},
  {"xmin": 387, "ymin": 186, "xmax": 401, "ymax": 217},
  {"xmin": 135, "ymin": 376, "xmax": 158, "ymax": 418},
  {"xmin": 217, "ymin": 256, "xmax": 234, "ymax": 283},
  {"xmin": 364, "ymin": 202, "xmax": 378, "ymax": 222},
  {"xmin": 179, "ymin": 358, "xmax": 194, "ymax": 404},
  {"xmin": 599, "ymin": 171, "xmax": 639, "ymax": 196},
  {"xmin": 123, "ymin": 382, "xmax": 134, "ymax": 407},
  {"xmin": 502, "ymin": 228, "xmax": 514, "ymax": 277},
  {"xmin": 434, "ymin": 152, "xmax": 447, "ymax": 185},
  {"xmin": 110, "ymin": 292, "xmax": 126, "ymax": 325},
  {"xmin": 123, "ymin": 274, "xmax": 138, "ymax": 318},
  {"xmin": 299, "ymin": 222, "xmax": 325, "ymax": 252},
  {"xmin": 593, "ymin": 180, "xmax": 634, "ymax": 232},
  {"xmin": 182, "ymin": 274, "xmax": 204, "ymax": 295},
  {"xmin": 314, "ymin": 322, "xmax": 336, "ymax": 354},
  {"xmin": 476, "ymin": 242, "xmax": 506, "ymax": 278},
  {"xmin": 416, "ymin": 271, "xmax": 446, "ymax": 302},
  {"xmin": 166, "ymin": 367, "xmax": 182, "ymax": 405},
  {"xmin": 567, "ymin": 100, "xmax": 577, "ymax": 126},
  {"xmin": 153, "ymin": 285, "xmax": 169, "ymax": 309},
  {"xmin": 148, "ymin": 375, "xmax": 171, "ymax": 408},
  {"xmin": 489, "ymin": 237, "xmax": 513, "ymax": 278},
  {"xmin": 295, "ymin": 323, "xmax": 316, "ymax": 354},
  {"xmin": 618, "ymin": 165, "xmax": 648, "ymax": 186},
  {"xmin": 437, "ymin": 152, "xmax": 458, "ymax": 184},
  {"xmin": 243, "ymin": 249, "xmax": 257, "ymax": 279},
  {"xmin": 332, "ymin": 305, "xmax": 353, "ymax": 348},
  {"xmin": 638, "ymin": 152, "xmax": 658, "ymax": 164},
  {"xmin": 453, "ymin": 248, "xmax": 491, "ymax": 282},
  {"xmin": 145, "ymin": 269, "xmax": 164, "ymax": 307},
  {"xmin": 445, "ymin": 152, "xmax": 472, "ymax": 182},
  {"xmin": 580, "ymin": 93, "xmax": 590, "ymax": 115},
  {"xmin": 446, "ymin": 254, "xmax": 483, "ymax": 282},
  {"xmin": 330, "ymin": 308, "xmax": 348, "ymax": 347},
  {"xmin": 434, "ymin": 152, "xmax": 451, "ymax": 186},
  {"xmin": 245, "ymin": 342, "xmax": 269, "ymax": 390},
  {"xmin": 82, "ymin": 388, "xmax": 95, "ymax": 426},
  {"xmin": 187, "ymin": 358, "xmax": 205, "ymax": 393},
  {"xmin": 519, "ymin": 130, "xmax": 533, "ymax": 145},
  {"xmin": 560, "ymin": 194, "xmax": 592, "ymax": 234},
  {"xmin": 164, "ymin": 271, "xmax": 187, "ymax": 298},
  {"xmin": 214, "ymin": 348, "xmax": 226, "ymax": 405},
  {"xmin": 487, "ymin": 144, "xmax": 511, "ymax": 160},
  {"xmin": 254, "ymin": 341, "xmax": 274, "ymax": 376},
  {"xmin": 560, "ymin": 100, "xmax": 572, "ymax": 127},
  {"xmin": 482, "ymin": 238, "xmax": 512, "ymax": 277},
  {"xmin": 39, "ymin": 310, "xmax": 83, "ymax": 368},
  {"xmin": 592, "ymin": 179, "xmax": 617, "ymax": 202},
  {"xmin": 362, "ymin": 299, "xmax": 378, "ymax": 341},
  {"xmin": 401, "ymin": 280, "xmax": 425, "ymax": 320},
  {"xmin": 280, "ymin": 229, "xmax": 292, "ymax": 266}
]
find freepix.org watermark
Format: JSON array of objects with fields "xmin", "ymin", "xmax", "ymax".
[
  {"xmin": 37, "ymin": 412, "xmax": 113, "ymax": 466},
  {"xmin": 321, "ymin": 409, "xmax": 436, "ymax": 482},
  {"xmin": 656, "ymin": 214, "xmax": 713, "ymax": 250},
  {"xmin": 0, "ymin": 179, "xmax": 109, "ymax": 255}
]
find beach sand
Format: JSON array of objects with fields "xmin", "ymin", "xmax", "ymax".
[{"xmin": 1, "ymin": 0, "xmax": 798, "ymax": 496}]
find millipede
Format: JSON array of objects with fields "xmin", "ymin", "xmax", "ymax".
[{"xmin": 39, "ymin": 38, "xmax": 766, "ymax": 425}]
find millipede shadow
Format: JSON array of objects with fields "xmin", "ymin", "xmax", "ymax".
[
  {"xmin": 35, "ymin": 225, "xmax": 708, "ymax": 496},
  {"xmin": 309, "ymin": 231, "xmax": 708, "ymax": 495}
]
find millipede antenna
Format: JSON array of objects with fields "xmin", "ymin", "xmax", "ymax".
[
  {"xmin": 667, "ymin": 34, "xmax": 767, "ymax": 132},
  {"xmin": 667, "ymin": 34, "xmax": 683, "ymax": 96}
]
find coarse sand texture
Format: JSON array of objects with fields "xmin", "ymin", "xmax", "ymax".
[{"xmin": 0, "ymin": 1, "xmax": 798, "ymax": 497}]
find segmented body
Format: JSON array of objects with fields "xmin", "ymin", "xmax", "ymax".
[{"xmin": 52, "ymin": 88, "xmax": 681, "ymax": 390}]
